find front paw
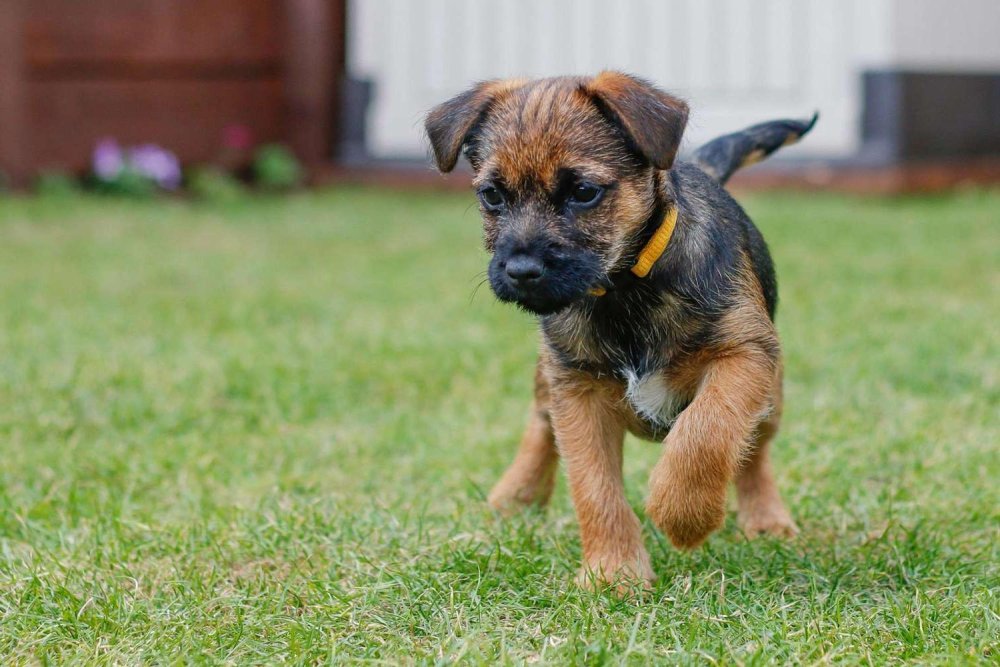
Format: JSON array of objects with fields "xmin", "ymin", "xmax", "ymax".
[
  {"xmin": 575, "ymin": 550, "xmax": 655, "ymax": 595},
  {"xmin": 646, "ymin": 472, "xmax": 727, "ymax": 550}
]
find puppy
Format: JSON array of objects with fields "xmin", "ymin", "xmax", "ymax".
[{"xmin": 425, "ymin": 72, "xmax": 815, "ymax": 589}]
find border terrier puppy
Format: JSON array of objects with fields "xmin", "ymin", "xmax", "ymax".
[{"xmin": 425, "ymin": 72, "xmax": 816, "ymax": 589}]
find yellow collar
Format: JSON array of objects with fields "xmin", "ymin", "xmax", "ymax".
[{"xmin": 589, "ymin": 206, "xmax": 678, "ymax": 296}]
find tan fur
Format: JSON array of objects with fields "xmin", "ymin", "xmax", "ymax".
[
  {"xmin": 471, "ymin": 79, "xmax": 659, "ymax": 271},
  {"xmin": 741, "ymin": 148, "xmax": 767, "ymax": 167},
  {"xmin": 646, "ymin": 345, "xmax": 775, "ymax": 548},
  {"xmin": 641, "ymin": 268, "xmax": 793, "ymax": 548},
  {"xmin": 735, "ymin": 363, "xmax": 799, "ymax": 537},
  {"xmin": 427, "ymin": 73, "xmax": 796, "ymax": 592},
  {"xmin": 487, "ymin": 361, "xmax": 559, "ymax": 513},
  {"xmin": 545, "ymin": 364, "xmax": 654, "ymax": 591}
]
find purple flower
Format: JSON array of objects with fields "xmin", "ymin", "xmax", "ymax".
[
  {"xmin": 91, "ymin": 139, "xmax": 182, "ymax": 191},
  {"xmin": 128, "ymin": 144, "xmax": 182, "ymax": 190},
  {"xmin": 92, "ymin": 138, "xmax": 124, "ymax": 180}
]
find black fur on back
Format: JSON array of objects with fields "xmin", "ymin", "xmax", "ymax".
[{"xmin": 667, "ymin": 164, "xmax": 778, "ymax": 322}]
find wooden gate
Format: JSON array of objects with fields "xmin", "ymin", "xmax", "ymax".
[{"xmin": 0, "ymin": 0, "xmax": 345, "ymax": 185}]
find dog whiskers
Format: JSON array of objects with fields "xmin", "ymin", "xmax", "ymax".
[{"xmin": 468, "ymin": 273, "xmax": 491, "ymax": 304}]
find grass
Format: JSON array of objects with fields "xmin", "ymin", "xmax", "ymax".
[{"xmin": 0, "ymin": 187, "xmax": 997, "ymax": 664}]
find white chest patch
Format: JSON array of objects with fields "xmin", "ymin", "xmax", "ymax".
[{"xmin": 623, "ymin": 369, "xmax": 685, "ymax": 427}]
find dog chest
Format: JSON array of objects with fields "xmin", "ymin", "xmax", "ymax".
[{"xmin": 623, "ymin": 369, "xmax": 685, "ymax": 428}]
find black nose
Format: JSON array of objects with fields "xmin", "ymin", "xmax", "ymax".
[{"xmin": 505, "ymin": 254, "xmax": 544, "ymax": 284}]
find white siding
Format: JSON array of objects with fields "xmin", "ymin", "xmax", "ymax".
[
  {"xmin": 346, "ymin": 0, "xmax": 991, "ymax": 161},
  {"xmin": 891, "ymin": 0, "xmax": 1000, "ymax": 70}
]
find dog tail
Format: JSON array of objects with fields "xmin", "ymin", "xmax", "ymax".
[{"xmin": 691, "ymin": 113, "xmax": 818, "ymax": 185}]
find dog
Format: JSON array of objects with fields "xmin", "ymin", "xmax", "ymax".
[{"xmin": 425, "ymin": 72, "xmax": 816, "ymax": 590}]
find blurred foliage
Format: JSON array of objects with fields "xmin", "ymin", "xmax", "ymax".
[
  {"xmin": 34, "ymin": 171, "xmax": 80, "ymax": 198},
  {"xmin": 186, "ymin": 166, "xmax": 247, "ymax": 202},
  {"xmin": 253, "ymin": 144, "xmax": 303, "ymax": 191},
  {"xmin": 89, "ymin": 167, "xmax": 157, "ymax": 198}
]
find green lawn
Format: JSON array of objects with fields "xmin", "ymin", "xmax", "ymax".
[{"xmin": 0, "ymin": 187, "xmax": 997, "ymax": 664}]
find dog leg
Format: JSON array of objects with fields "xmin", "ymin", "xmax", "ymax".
[
  {"xmin": 647, "ymin": 349, "xmax": 776, "ymax": 549},
  {"xmin": 488, "ymin": 362, "xmax": 559, "ymax": 513},
  {"xmin": 550, "ymin": 372, "xmax": 654, "ymax": 591},
  {"xmin": 735, "ymin": 367, "xmax": 797, "ymax": 537},
  {"xmin": 487, "ymin": 401, "xmax": 558, "ymax": 513}
]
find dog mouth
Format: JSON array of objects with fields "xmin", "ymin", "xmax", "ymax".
[
  {"xmin": 498, "ymin": 289, "xmax": 575, "ymax": 316},
  {"xmin": 487, "ymin": 246, "xmax": 605, "ymax": 315}
]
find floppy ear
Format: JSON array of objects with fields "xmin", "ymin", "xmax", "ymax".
[
  {"xmin": 425, "ymin": 80, "xmax": 517, "ymax": 172},
  {"xmin": 583, "ymin": 71, "xmax": 689, "ymax": 170}
]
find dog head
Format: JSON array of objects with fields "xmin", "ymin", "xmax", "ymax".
[{"xmin": 425, "ymin": 72, "xmax": 688, "ymax": 315}]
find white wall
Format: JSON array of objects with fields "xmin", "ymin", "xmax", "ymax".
[
  {"xmin": 890, "ymin": 0, "xmax": 1000, "ymax": 70},
  {"xmin": 347, "ymin": 0, "xmax": 996, "ymax": 161}
]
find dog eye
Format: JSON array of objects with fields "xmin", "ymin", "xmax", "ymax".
[
  {"xmin": 569, "ymin": 183, "xmax": 603, "ymax": 207},
  {"xmin": 478, "ymin": 186, "xmax": 504, "ymax": 210}
]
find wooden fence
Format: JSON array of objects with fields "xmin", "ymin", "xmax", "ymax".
[{"xmin": 0, "ymin": 0, "xmax": 345, "ymax": 185}]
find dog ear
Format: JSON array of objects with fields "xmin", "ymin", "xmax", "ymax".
[
  {"xmin": 425, "ymin": 80, "xmax": 519, "ymax": 172},
  {"xmin": 583, "ymin": 71, "xmax": 689, "ymax": 170}
]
